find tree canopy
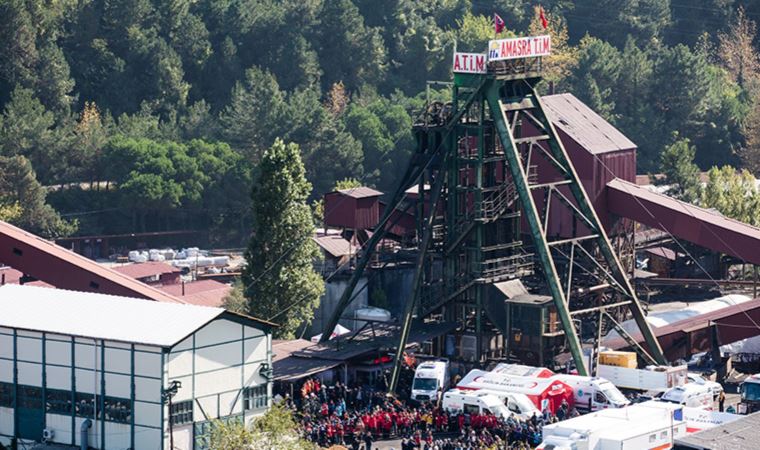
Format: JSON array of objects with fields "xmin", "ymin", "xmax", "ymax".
[
  {"xmin": 239, "ymin": 139, "xmax": 324, "ymax": 339},
  {"xmin": 1, "ymin": 0, "xmax": 760, "ymax": 244}
]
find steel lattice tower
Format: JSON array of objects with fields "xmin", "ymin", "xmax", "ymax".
[{"xmin": 323, "ymin": 54, "xmax": 666, "ymax": 393}]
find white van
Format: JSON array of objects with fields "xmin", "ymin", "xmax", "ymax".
[
  {"xmin": 687, "ymin": 372, "xmax": 723, "ymax": 400},
  {"xmin": 660, "ymin": 382, "xmax": 713, "ymax": 410},
  {"xmin": 478, "ymin": 390, "xmax": 542, "ymax": 419},
  {"xmin": 553, "ymin": 375, "xmax": 630, "ymax": 412},
  {"xmin": 442, "ymin": 389, "xmax": 512, "ymax": 419},
  {"xmin": 411, "ymin": 360, "xmax": 450, "ymax": 402}
]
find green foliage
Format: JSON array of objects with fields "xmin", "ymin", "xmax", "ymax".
[
  {"xmin": 242, "ymin": 139, "xmax": 324, "ymax": 339},
  {"xmin": 0, "ymin": 86, "xmax": 63, "ymax": 182},
  {"xmin": 701, "ymin": 165, "xmax": 760, "ymax": 227},
  {"xmin": 0, "ymin": 0, "xmax": 759, "ymax": 247},
  {"xmin": 657, "ymin": 136, "xmax": 702, "ymax": 203},
  {"xmin": 208, "ymin": 402, "xmax": 311, "ymax": 450},
  {"xmin": 0, "ymin": 155, "xmax": 77, "ymax": 237}
]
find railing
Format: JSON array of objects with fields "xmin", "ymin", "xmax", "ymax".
[
  {"xmin": 479, "ymin": 253, "xmax": 534, "ymax": 281},
  {"xmin": 480, "ymin": 183, "xmax": 519, "ymax": 222}
]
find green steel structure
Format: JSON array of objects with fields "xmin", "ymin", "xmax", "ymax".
[{"xmin": 321, "ymin": 55, "xmax": 667, "ymax": 393}]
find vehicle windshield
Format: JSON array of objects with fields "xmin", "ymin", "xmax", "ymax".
[
  {"xmin": 510, "ymin": 396, "xmax": 538, "ymax": 414},
  {"xmin": 413, "ymin": 377, "xmax": 438, "ymax": 391},
  {"xmin": 600, "ymin": 383, "xmax": 628, "ymax": 405},
  {"xmin": 743, "ymin": 382, "xmax": 760, "ymax": 401},
  {"xmin": 491, "ymin": 404, "xmax": 511, "ymax": 419}
]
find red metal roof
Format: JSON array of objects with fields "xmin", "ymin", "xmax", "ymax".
[
  {"xmin": 0, "ymin": 221, "xmax": 183, "ymax": 303},
  {"xmin": 335, "ymin": 186, "xmax": 383, "ymax": 199},
  {"xmin": 0, "ymin": 266, "xmax": 53, "ymax": 288},
  {"xmin": 158, "ymin": 279, "xmax": 232, "ymax": 307},
  {"xmin": 312, "ymin": 232, "xmax": 359, "ymax": 258},
  {"xmin": 112, "ymin": 261, "xmax": 181, "ymax": 279},
  {"xmin": 607, "ymin": 178, "xmax": 760, "ymax": 265},
  {"xmin": 645, "ymin": 247, "xmax": 682, "ymax": 261},
  {"xmin": 542, "ymin": 93, "xmax": 636, "ymax": 155},
  {"xmin": 606, "ymin": 298, "xmax": 760, "ymax": 360}
]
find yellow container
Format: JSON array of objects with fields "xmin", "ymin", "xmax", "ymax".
[{"xmin": 599, "ymin": 351, "xmax": 637, "ymax": 368}]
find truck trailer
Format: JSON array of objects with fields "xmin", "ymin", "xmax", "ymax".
[{"xmin": 597, "ymin": 363, "xmax": 687, "ymax": 393}]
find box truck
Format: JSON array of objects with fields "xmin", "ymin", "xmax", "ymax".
[
  {"xmin": 537, "ymin": 401, "xmax": 687, "ymax": 450},
  {"xmin": 411, "ymin": 360, "xmax": 449, "ymax": 403},
  {"xmin": 457, "ymin": 369, "xmax": 574, "ymax": 414},
  {"xmin": 597, "ymin": 363, "xmax": 687, "ymax": 393}
]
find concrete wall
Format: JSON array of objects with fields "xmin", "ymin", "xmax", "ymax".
[
  {"xmin": 369, "ymin": 266, "xmax": 414, "ymax": 319},
  {"xmin": 309, "ymin": 276, "xmax": 369, "ymax": 336}
]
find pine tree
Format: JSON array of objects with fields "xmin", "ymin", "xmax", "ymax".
[
  {"xmin": 657, "ymin": 136, "xmax": 701, "ymax": 203},
  {"xmin": 241, "ymin": 139, "xmax": 324, "ymax": 339}
]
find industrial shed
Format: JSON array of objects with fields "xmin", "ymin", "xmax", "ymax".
[{"xmin": 0, "ymin": 284, "xmax": 275, "ymax": 450}]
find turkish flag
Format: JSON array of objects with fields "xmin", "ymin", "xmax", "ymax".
[
  {"xmin": 494, "ymin": 13, "xmax": 506, "ymax": 34},
  {"xmin": 539, "ymin": 7, "xmax": 548, "ymax": 30}
]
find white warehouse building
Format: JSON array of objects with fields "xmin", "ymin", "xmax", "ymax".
[{"xmin": 0, "ymin": 284, "xmax": 275, "ymax": 450}]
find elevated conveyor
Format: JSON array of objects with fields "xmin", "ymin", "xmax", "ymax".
[{"xmin": 606, "ymin": 178, "xmax": 760, "ymax": 266}]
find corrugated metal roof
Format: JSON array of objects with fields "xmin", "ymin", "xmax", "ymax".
[
  {"xmin": 542, "ymin": 93, "xmax": 636, "ymax": 155},
  {"xmin": 312, "ymin": 233, "xmax": 359, "ymax": 258},
  {"xmin": 645, "ymin": 246, "xmax": 683, "ymax": 261},
  {"xmin": 0, "ymin": 284, "xmax": 222, "ymax": 346},
  {"xmin": 336, "ymin": 186, "xmax": 383, "ymax": 199},
  {"xmin": 607, "ymin": 178, "xmax": 760, "ymax": 265},
  {"xmin": 0, "ymin": 220, "xmax": 183, "ymax": 303},
  {"xmin": 158, "ymin": 279, "xmax": 232, "ymax": 307},
  {"xmin": 675, "ymin": 410, "xmax": 760, "ymax": 449},
  {"xmin": 113, "ymin": 261, "xmax": 180, "ymax": 279}
]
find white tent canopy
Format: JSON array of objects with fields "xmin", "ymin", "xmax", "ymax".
[{"xmin": 311, "ymin": 324, "xmax": 351, "ymax": 343}]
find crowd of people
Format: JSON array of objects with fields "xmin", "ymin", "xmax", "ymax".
[{"xmin": 281, "ymin": 376, "xmax": 575, "ymax": 449}]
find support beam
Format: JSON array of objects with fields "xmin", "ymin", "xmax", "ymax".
[
  {"xmin": 531, "ymin": 90, "xmax": 666, "ymax": 364},
  {"xmin": 389, "ymin": 158, "xmax": 449, "ymax": 394},
  {"xmin": 485, "ymin": 81, "xmax": 589, "ymax": 375}
]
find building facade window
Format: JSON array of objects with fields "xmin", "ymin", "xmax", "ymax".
[
  {"xmin": 170, "ymin": 400, "xmax": 193, "ymax": 426},
  {"xmin": 243, "ymin": 385, "xmax": 268, "ymax": 411},
  {"xmin": 46, "ymin": 389, "xmax": 73, "ymax": 415},
  {"xmin": 0, "ymin": 382, "xmax": 12, "ymax": 407},
  {"xmin": 102, "ymin": 396, "xmax": 132, "ymax": 424}
]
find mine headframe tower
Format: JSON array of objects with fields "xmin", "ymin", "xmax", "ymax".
[{"xmin": 322, "ymin": 49, "xmax": 667, "ymax": 393}]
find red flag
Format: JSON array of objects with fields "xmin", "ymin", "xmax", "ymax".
[
  {"xmin": 539, "ymin": 6, "xmax": 548, "ymax": 30},
  {"xmin": 494, "ymin": 13, "xmax": 506, "ymax": 34}
]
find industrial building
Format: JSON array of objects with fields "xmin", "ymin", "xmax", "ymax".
[
  {"xmin": 317, "ymin": 43, "xmax": 760, "ymax": 395},
  {"xmin": 0, "ymin": 284, "xmax": 275, "ymax": 450}
]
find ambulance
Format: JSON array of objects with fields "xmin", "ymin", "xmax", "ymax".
[{"xmin": 552, "ymin": 374, "xmax": 630, "ymax": 412}]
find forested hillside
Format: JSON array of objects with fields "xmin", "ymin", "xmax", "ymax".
[{"xmin": 2, "ymin": 0, "xmax": 760, "ymax": 243}]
